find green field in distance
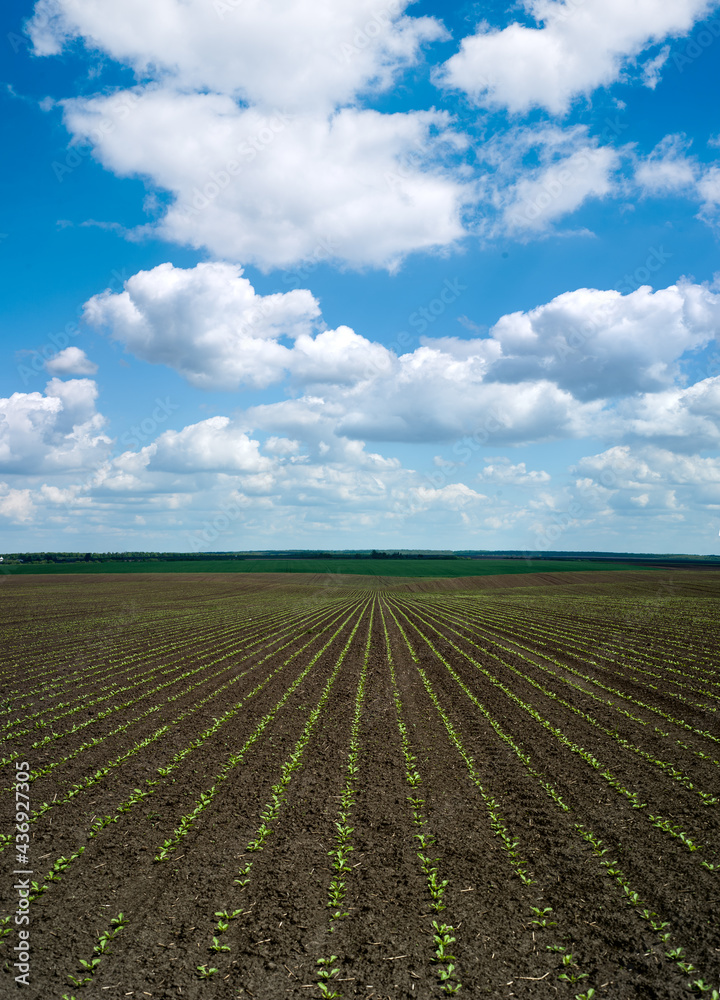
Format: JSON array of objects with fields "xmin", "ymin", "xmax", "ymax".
[{"xmin": 3, "ymin": 557, "xmax": 654, "ymax": 578}]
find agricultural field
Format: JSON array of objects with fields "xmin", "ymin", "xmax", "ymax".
[
  {"xmin": 2, "ymin": 556, "xmax": 646, "ymax": 577},
  {"xmin": 0, "ymin": 569, "xmax": 718, "ymax": 1000}
]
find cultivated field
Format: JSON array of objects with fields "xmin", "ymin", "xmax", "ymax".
[{"xmin": 1, "ymin": 570, "xmax": 718, "ymax": 1000}]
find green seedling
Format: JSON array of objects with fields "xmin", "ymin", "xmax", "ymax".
[
  {"xmin": 531, "ymin": 906, "xmax": 557, "ymax": 928},
  {"xmin": 317, "ymin": 956, "xmax": 341, "ymax": 998},
  {"xmin": 209, "ymin": 936, "xmax": 230, "ymax": 953},
  {"xmin": 196, "ymin": 964, "xmax": 218, "ymax": 979},
  {"xmin": 317, "ymin": 956, "xmax": 339, "ymax": 979},
  {"xmin": 575, "ymin": 991, "xmax": 595, "ymax": 1000},
  {"xmin": 67, "ymin": 975, "xmax": 92, "ymax": 987}
]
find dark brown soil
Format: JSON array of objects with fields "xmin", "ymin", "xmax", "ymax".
[{"xmin": 1, "ymin": 571, "xmax": 718, "ymax": 1000}]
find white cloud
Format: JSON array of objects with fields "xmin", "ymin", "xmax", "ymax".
[
  {"xmin": 440, "ymin": 0, "xmax": 717, "ymax": 115},
  {"xmin": 63, "ymin": 92, "xmax": 470, "ymax": 270},
  {"xmin": 45, "ymin": 346, "xmax": 98, "ymax": 376},
  {"xmin": 487, "ymin": 281, "xmax": 720, "ymax": 400},
  {"xmin": 614, "ymin": 376, "xmax": 720, "ymax": 451},
  {"xmin": 633, "ymin": 134, "xmax": 720, "ymax": 230},
  {"xmin": 0, "ymin": 485, "xmax": 35, "ymax": 523},
  {"xmin": 477, "ymin": 461, "xmax": 551, "ymax": 484},
  {"xmin": 29, "ymin": 0, "xmax": 445, "ymax": 113},
  {"xmin": 503, "ymin": 145, "xmax": 620, "ymax": 233},
  {"xmin": 697, "ymin": 165, "xmax": 720, "ymax": 223},
  {"xmin": 642, "ymin": 44, "xmax": 671, "ymax": 88},
  {"xmin": 84, "ymin": 261, "xmax": 319, "ymax": 390},
  {"xmin": 476, "ymin": 125, "xmax": 627, "ymax": 237},
  {"xmin": 0, "ymin": 379, "xmax": 111, "ymax": 474},
  {"xmin": 146, "ymin": 417, "xmax": 272, "ymax": 474},
  {"xmin": 573, "ymin": 444, "xmax": 720, "ymax": 510},
  {"xmin": 86, "ymin": 264, "xmax": 720, "ymax": 448},
  {"xmin": 635, "ymin": 134, "xmax": 698, "ymax": 194},
  {"xmin": 30, "ymin": 0, "xmax": 472, "ymax": 270},
  {"xmin": 409, "ymin": 483, "xmax": 487, "ymax": 510},
  {"xmin": 264, "ymin": 437, "xmax": 301, "ymax": 457},
  {"xmin": 290, "ymin": 327, "xmax": 394, "ymax": 386}
]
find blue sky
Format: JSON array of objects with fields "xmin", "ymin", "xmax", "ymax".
[{"xmin": 2, "ymin": 0, "xmax": 720, "ymax": 554}]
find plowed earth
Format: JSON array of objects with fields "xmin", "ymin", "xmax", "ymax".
[{"xmin": 1, "ymin": 570, "xmax": 718, "ymax": 1000}]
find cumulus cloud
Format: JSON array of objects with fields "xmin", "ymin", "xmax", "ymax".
[
  {"xmin": 486, "ymin": 282, "xmax": 720, "ymax": 400},
  {"xmin": 0, "ymin": 485, "xmax": 35, "ymax": 523},
  {"xmin": 145, "ymin": 417, "xmax": 272, "ymax": 474},
  {"xmin": 477, "ymin": 125, "xmax": 627, "ymax": 237},
  {"xmin": 84, "ymin": 261, "xmax": 319, "ymax": 390},
  {"xmin": 45, "ymin": 346, "xmax": 98, "ymax": 376},
  {"xmin": 85, "ymin": 264, "xmax": 720, "ymax": 446},
  {"xmin": 633, "ymin": 134, "xmax": 720, "ymax": 231},
  {"xmin": 28, "ymin": 0, "xmax": 720, "ymax": 267},
  {"xmin": 477, "ymin": 461, "xmax": 551, "ymax": 484},
  {"xmin": 440, "ymin": 0, "xmax": 717, "ymax": 115},
  {"xmin": 29, "ymin": 2, "xmax": 469, "ymax": 271},
  {"xmin": 579, "ymin": 443, "xmax": 720, "ymax": 486},
  {"xmin": 573, "ymin": 444, "xmax": 720, "ymax": 509},
  {"xmin": 615, "ymin": 376, "xmax": 720, "ymax": 451},
  {"xmin": 29, "ymin": 0, "xmax": 445, "ymax": 113},
  {"xmin": 264, "ymin": 437, "xmax": 301, "ymax": 457},
  {"xmin": 503, "ymin": 145, "xmax": 620, "ymax": 233},
  {"xmin": 0, "ymin": 379, "xmax": 111, "ymax": 474},
  {"xmin": 63, "ymin": 92, "xmax": 470, "ymax": 270}
]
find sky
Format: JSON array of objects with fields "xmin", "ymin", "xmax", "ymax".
[{"xmin": 2, "ymin": 0, "xmax": 720, "ymax": 555}]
